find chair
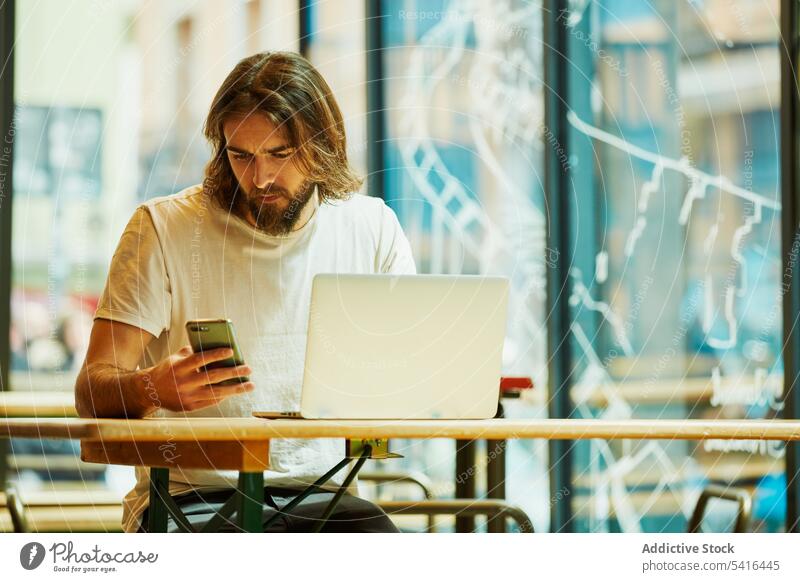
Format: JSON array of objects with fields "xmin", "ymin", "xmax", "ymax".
[
  {"xmin": 377, "ymin": 499, "xmax": 534, "ymax": 533},
  {"xmin": 688, "ymin": 484, "xmax": 752, "ymax": 533},
  {"xmin": 4, "ymin": 483, "xmax": 123, "ymax": 533},
  {"xmin": 361, "ymin": 377, "xmax": 536, "ymax": 533}
]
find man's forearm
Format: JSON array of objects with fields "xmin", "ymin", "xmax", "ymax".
[{"xmin": 75, "ymin": 363, "xmax": 158, "ymax": 419}]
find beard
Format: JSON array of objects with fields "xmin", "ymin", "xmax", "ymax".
[{"xmin": 241, "ymin": 179, "xmax": 315, "ymax": 236}]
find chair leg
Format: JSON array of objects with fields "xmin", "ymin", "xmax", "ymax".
[
  {"xmin": 378, "ymin": 499, "xmax": 534, "ymax": 533},
  {"xmin": 6, "ymin": 484, "xmax": 29, "ymax": 533}
]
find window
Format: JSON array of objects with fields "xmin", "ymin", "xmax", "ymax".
[
  {"xmin": 306, "ymin": 0, "xmax": 368, "ymax": 177},
  {"xmin": 7, "ymin": 0, "xmax": 302, "ymax": 499},
  {"xmin": 376, "ymin": 0, "xmax": 549, "ymax": 530},
  {"xmin": 564, "ymin": 0, "xmax": 784, "ymax": 532}
]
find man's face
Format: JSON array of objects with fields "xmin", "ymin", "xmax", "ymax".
[{"xmin": 223, "ymin": 113, "xmax": 314, "ymax": 235}]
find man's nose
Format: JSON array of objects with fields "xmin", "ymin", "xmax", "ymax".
[{"xmin": 253, "ymin": 156, "xmax": 276, "ymax": 189}]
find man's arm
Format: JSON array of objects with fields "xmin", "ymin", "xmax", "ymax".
[
  {"xmin": 75, "ymin": 318, "xmax": 255, "ymax": 419},
  {"xmin": 74, "ymin": 319, "xmax": 158, "ymax": 419}
]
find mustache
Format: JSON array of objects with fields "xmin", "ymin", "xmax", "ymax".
[{"xmin": 252, "ymin": 185, "xmax": 290, "ymax": 198}]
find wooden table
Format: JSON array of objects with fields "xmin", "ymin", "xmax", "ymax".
[
  {"xmin": 0, "ymin": 391, "xmax": 77, "ymax": 417},
  {"xmin": 2, "ymin": 416, "xmax": 798, "ymax": 441},
  {"xmin": 0, "ymin": 391, "xmax": 79, "ymax": 501},
  {"xmin": 1, "ymin": 417, "xmax": 799, "ymax": 533}
]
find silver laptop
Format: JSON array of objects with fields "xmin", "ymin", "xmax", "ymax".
[{"xmin": 253, "ymin": 273, "xmax": 509, "ymax": 420}]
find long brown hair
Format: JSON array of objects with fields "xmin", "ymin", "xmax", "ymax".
[{"xmin": 202, "ymin": 51, "xmax": 362, "ymax": 213}]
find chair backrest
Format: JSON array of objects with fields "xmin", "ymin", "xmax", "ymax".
[{"xmin": 687, "ymin": 484, "xmax": 752, "ymax": 533}]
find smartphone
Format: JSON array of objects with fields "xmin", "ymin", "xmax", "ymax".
[{"xmin": 185, "ymin": 318, "xmax": 249, "ymax": 386}]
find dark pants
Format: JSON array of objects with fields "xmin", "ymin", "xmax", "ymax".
[{"xmin": 138, "ymin": 486, "xmax": 399, "ymax": 533}]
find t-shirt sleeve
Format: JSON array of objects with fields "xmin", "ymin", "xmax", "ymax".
[
  {"xmin": 93, "ymin": 205, "xmax": 172, "ymax": 338},
  {"xmin": 377, "ymin": 201, "xmax": 417, "ymax": 275}
]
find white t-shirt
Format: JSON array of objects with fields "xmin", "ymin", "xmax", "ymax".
[{"xmin": 92, "ymin": 184, "xmax": 416, "ymax": 533}]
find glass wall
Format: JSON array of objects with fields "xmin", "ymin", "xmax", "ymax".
[
  {"xmin": 305, "ymin": 0, "xmax": 368, "ymax": 177},
  {"xmin": 375, "ymin": 0, "xmax": 550, "ymax": 531},
  {"xmin": 564, "ymin": 0, "xmax": 784, "ymax": 532},
  {"xmin": 8, "ymin": 0, "xmax": 299, "ymax": 496},
  {"xmin": 4, "ymin": 0, "xmax": 791, "ymax": 533}
]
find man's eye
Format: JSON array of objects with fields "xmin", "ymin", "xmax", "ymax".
[
  {"xmin": 230, "ymin": 152, "xmax": 252, "ymax": 161},
  {"xmin": 272, "ymin": 151, "xmax": 292, "ymax": 160}
]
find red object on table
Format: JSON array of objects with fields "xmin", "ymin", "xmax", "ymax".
[{"xmin": 499, "ymin": 376, "xmax": 534, "ymax": 397}]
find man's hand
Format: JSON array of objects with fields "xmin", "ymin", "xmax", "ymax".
[
  {"xmin": 75, "ymin": 319, "xmax": 256, "ymax": 419},
  {"xmin": 142, "ymin": 345, "xmax": 254, "ymax": 413}
]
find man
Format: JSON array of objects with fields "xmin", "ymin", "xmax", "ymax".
[{"xmin": 74, "ymin": 52, "xmax": 416, "ymax": 533}]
